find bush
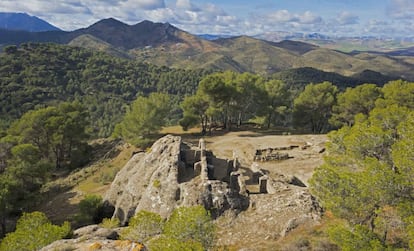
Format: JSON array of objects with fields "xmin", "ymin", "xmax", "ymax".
[
  {"xmin": 120, "ymin": 210, "xmax": 164, "ymax": 242},
  {"xmin": 0, "ymin": 211, "xmax": 71, "ymax": 251},
  {"xmin": 328, "ymin": 223, "xmax": 385, "ymax": 251},
  {"xmin": 77, "ymin": 194, "xmax": 103, "ymax": 224},
  {"xmin": 164, "ymin": 205, "xmax": 215, "ymax": 250},
  {"xmin": 100, "ymin": 218, "xmax": 120, "ymax": 229}
]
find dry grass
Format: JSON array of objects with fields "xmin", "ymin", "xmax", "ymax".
[
  {"xmin": 76, "ymin": 144, "xmax": 137, "ymax": 195},
  {"xmin": 38, "ymin": 139, "xmax": 138, "ymax": 224},
  {"xmin": 161, "ymin": 125, "xmax": 202, "ymax": 135}
]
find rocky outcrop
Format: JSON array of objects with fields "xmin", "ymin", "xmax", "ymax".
[
  {"xmin": 40, "ymin": 238, "xmax": 146, "ymax": 251},
  {"xmin": 40, "ymin": 225, "xmax": 147, "ymax": 251},
  {"xmin": 215, "ymin": 183, "xmax": 323, "ymax": 246},
  {"xmin": 103, "ymin": 135, "xmax": 248, "ymax": 225},
  {"xmin": 43, "ymin": 134, "xmax": 325, "ymax": 250}
]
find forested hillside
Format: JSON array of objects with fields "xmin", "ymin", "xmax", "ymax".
[
  {"xmin": 311, "ymin": 80, "xmax": 414, "ymax": 249},
  {"xmin": 0, "ymin": 43, "xmax": 211, "ymax": 137}
]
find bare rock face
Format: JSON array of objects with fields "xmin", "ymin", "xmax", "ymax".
[
  {"xmin": 103, "ymin": 135, "xmax": 248, "ymax": 225},
  {"xmin": 104, "ymin": 135, "xmax": 182, "ymax": 224},
  {"xmin": 40, "ymin": 239, "xmax": 146, "ymax": 251},
  {"xmin": 215, "ymin": 184, "xmax": 323, "ymax": 247}
]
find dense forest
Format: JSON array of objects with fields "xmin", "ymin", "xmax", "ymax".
[
  {"xmin": 1, "ymin": 42, "xmax": 414, "ymax": 249},
  {"xmin": 0, "ymin": 43, "xmax": 211, "ymax": 137}
]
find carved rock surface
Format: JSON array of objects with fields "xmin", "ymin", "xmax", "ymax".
[
  {"xmin": 103, "ymin": 135, "xmax": 183, "ymax": 224},
  {"xmin": 103, "ymin": 135, "xmax": 248, "ymax": 225}
]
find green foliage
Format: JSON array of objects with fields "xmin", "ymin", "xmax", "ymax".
[
  {"xmin": 0, "ymin": 43, "xmax": 210, "ymax": 137},
  {"xmin": 7, "ymin": 101, "xmax": 90, "ymax": 169},
  {"xmin": 180, "ymin": 71, "xmax": 267, "ymax": 132},
  {"xmin": 0, "ymin": 172, "xmax": 20, "ymax": 237},
  {"xmin": 120, "ymin": 210, "xmax": 164, "ymax": 242},
  {"xmin": 310, "ymin": 82, "xmax": 414, "ymax": 248},
  {"xmin": 273, "ymin": 67, "xmax": 374, "ymax": 90},
  {"xmin": 330, "ymin": 83, "xmax": 382, "ymax": 127},
  {"xmin": 328, "ymin": 224, "xmax": 385, "ymax": 251},
  {"xmin": 113, "ymin": 93, "xmax": 170, "ymax": 145},
  {"xmin": 180, "ymin": 94, "xmax": 210, "ymax": 133},
  {"xmin": 120, "ymin": 206, "xmax": 215, "ymax": 250},
  {"xmin": 164, "ymin": 205, "xmax": 215, "ymax": 250},
  {"xmin": 376, "ymin": 80, "xmax": 414, "ymax": 109},
  {"xmin": 293, "ymin": 81, "xmax": 338, "ymax": 133},
  {"xmin": 0, "ymin": 211, "xmax": 71, "ymax": 251},
  {"xmin": 262, "ymin": 79, "xmax": 291, "ymax": 128},
  {"xmin": 77, "ymin": 195, "xmax": 103, "ymax": 225},
  {"xmin": 99, "ymin": 217, "xmax": 120, "ymax": 229}
]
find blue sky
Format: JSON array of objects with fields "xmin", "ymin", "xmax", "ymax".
[{"xmin": 0, "ymin": 0, "xmax": 413, "ymax": 37}]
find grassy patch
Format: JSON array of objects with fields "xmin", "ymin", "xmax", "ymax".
[
  {"xmin": 161, "ymin": 125, "xmax": 202, "ymax": 135},
  {"xmin": 76, "ymin": 143, "xmax": 137, "ymax": 195}
]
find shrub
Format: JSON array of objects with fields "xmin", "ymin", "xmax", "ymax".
[
  {"xmin": 164, "ymin": 205, "xmax": 215, "ymax": 250},
  {"xmin": 0, "ymin": 211, "xmax": 71, "ymax": 251},
  {"xmin": 77, "ymin": 194, "xmax": 103, "ymax": 224},
  {"xmin": 120, "ymin": 210, "xmax": 164, "ymax": 242},
  {"xmin": 100, "ymin": 218, "xmax": 120, "ymax": 229}
]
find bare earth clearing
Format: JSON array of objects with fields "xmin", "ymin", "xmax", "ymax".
[{"xmin": 203, "ymin": 131, "xmax": 327, "ymax": 186}]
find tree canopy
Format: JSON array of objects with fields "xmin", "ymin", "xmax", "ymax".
[
  {"xmin": 329, "ymin": 83, "xmax": 382, "ymax": 127},
  {"xmin": 0, "ymin": 43, "xmax": 211, "ymax": 137},
  {"xmin": 0, "ymin": 102, "xmax": 90, "ymax": 237},
  {"xmin": 6, "ymin": 101, "xmax": 90, "ymax": 169},
  {"xmin": 113, "ymin": 93, "xmax": 171, "ymax": 145},
  {"xmin": 293, "ymin": 81, "xmax": 338, "ymax": 133},
  {"xmin": 310, "ymin": 80, "xmax": 414, "ymax": 249}
]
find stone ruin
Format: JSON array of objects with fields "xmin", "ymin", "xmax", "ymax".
[
  {"xmin": 253, "ymin": 146, "xmax": 298, "ymax": 162},
  {"xmin": 182, "ymin": 138, "xmax": 249, "ymax": 197},
  {"xmin": 186, "ymin": 139, "xmax": 293, "ymax": 196},
  {"xmin": 103, "ymin": 135, "xmax": 250, "ymax": 224},
  {"xmin": 103, "ymin": 135, "xmax": 317, "ymax": 226}
]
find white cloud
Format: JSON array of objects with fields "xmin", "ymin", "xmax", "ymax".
[
  {"xmin": 267, "ymin": 10, "xmax": 297, "ymax": 23},
  {"xmin": 130, "ymin": 0, "xmax": 165, "ymax": 10},
  {"xmin": 388, "ymin": 0, "xmax": 414, "ymax": 19},
  {"xmin": 0, "ymin": 0, "xmax": 91, "ymax": 15},
  {"xmin": 266, "ymin": 10, "xmax": 322, "ymax": 25},
  {"xmin": 176, "ymin": 0, "xmax": 200, "ymax": 12},
  {"xmin": 300, "ymin": 11, "xmax": 323, "ymax": 24},
  {"xmin": 336, "ymin": 11, "xmax": 359, "ymax": 25}
]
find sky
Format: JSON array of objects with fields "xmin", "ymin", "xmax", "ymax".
[{"xmin": 0, "ymin": 0, "xmax": 413, "ymax": 37}]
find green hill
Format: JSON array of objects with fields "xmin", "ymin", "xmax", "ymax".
[{"xmin": 0, "ymin": 43, "xmax": 211, "ymax": 136}]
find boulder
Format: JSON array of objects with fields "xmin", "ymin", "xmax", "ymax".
[{"xmin": 73, "ymin": 224, "xmax": 119, "ymax": 240}]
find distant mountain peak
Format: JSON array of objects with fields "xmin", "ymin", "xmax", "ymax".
[
  {"xmin": 88, "ymin": 17, "xmax": 130, "ymax": 28},
  {"xmin": 72, "ymin": 18, "xmax": 183, "ymax": 50}
]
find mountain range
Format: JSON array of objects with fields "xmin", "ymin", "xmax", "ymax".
[{"xmin": 1, "ymin": 15, "xmax": 414, "ymax": 81}]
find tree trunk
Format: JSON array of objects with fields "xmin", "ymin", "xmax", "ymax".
[
  {"xmin": 267, "ymin": 112, "xmax": 272, "ymax": 129},
  {"xmin": 237, "ymin": 112, "xmax": 242, "ymax": 128}
]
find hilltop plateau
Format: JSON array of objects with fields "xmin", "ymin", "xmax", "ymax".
[{"xmin": 39, "ymin": 131, "xmax": 328, "ymax": 250}]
